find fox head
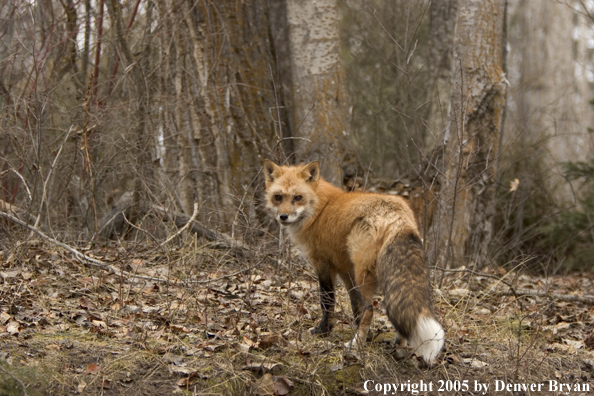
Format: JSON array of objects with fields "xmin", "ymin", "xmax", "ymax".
[{"xmin": 263, "ymin": 160, "xmax": 320, "ymax": 227}]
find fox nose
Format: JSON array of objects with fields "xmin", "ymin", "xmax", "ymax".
[{"xmin": 279, "ymin": 214, "xmax": 289, "ymax": 221}]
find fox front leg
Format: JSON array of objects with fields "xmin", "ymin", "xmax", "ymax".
[{"xmin": 311, "ymin": 272, "xmax": 335, "ymax": 336}]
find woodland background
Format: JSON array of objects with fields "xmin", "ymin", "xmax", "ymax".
[
  {"xmin": 1, "ymin": 1, "xmax": 594, "ymax": 395},
  {"xmin": 2, "ymin": 0, "xmax": 594, "ymax": 272}
]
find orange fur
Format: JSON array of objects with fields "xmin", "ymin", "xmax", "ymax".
[{"xmin": 263, "ymin": 160, "xmax": 444, "ymax": 364}]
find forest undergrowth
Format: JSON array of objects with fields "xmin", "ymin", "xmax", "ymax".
[{"xmin": 1, "ymin": 232, "xmax": 594, "ymax": 396}]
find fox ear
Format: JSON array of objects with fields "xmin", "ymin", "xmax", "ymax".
[
  {"xmin": 301, "ymin": 161, "xmax": 320, "ymax": 183},
  {"xmin": 263, "ymin": 160, "xmax": 281, "ymax": 185}
]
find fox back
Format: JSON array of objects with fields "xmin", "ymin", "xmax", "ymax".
[{"xmin": 263, "ymin": 160, "xmax": 444, "ymax": 364}]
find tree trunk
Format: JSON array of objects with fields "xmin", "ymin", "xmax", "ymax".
[
  {"xmin": 106, "ymin": 0, "xmax": 155, "ymax": 226},
  {"xmin": 286, "ymin": 0, "xmax": 353, "ymax": 185},
  {"xmin": 158, "ymin": 0, "xmax": 180, "ymax": 202},
  {"xmin": 427, "ymin": 0, "xmax": 507, "ymax": 268},
  {"xmin": 171, "ymin": 1, "xmax": 196, "ymax": 215},
  {"xmin": 426, "ymin": 0, "xmax": 459, "ymax": 146},
  {"xmin": 159, "ymin": 1, "xmax": 283, "ymax": 231},
  {"xmin": 0, "ymin": 0, "xmax": 286, "ymax": 239},
  {"xmin": 505, "ymin": 0, "xmax": 593, "ymax": 201},
  {"xmin": 268, "ymin": 0, "xmax": 295, "ymax": 162}
]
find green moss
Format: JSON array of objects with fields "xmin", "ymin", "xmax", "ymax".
[
  {"xmin": 0, "ymin": 361, "xmax": 47, "ymax": 396},
  {"xmin": 318, "ymin": 363, "xmax": 362, "ymax": 395}
]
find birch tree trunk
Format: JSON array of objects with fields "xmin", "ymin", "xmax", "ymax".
[
  {"xmin": 286, "ymin": 0, "xmax": 352, "ymax": 186},
  {"xmin": 172, "ymin": 6, "xmax": 197, "ymax": 215},
  {"xmin": 428, "ymin": 0, "xmax": 507, "ymax": 268}
]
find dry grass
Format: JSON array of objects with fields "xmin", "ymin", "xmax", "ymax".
[{"xmin": 1, "ymin": 234, "xmax": 593, "ymax": 395}]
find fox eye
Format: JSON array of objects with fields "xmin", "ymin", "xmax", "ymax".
[
  {"xmin": 274, "ymin": 195, "xmax": 282, "ymax": 202},
  {"xmin": 293, "ymin": 195, "xmax": 302, "ymax": 202}
]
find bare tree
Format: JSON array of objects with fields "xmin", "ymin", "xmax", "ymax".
[
  {"xmin": 428, "ymin": 0, "xmax": 507, "ymax": 268},
  {"xmin": 286, "ymin": 0, "xmax": 353, "ymax": 185},
  {"xmin": 6, "ymin": 0, "xmax": 591, "ymax": 273}
]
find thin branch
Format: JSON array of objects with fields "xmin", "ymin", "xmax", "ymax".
[
  {"xmin": 106, "ymin": 0, "xmax": 141, "ymax": 97},
  {"xmin": 294, "ymin": 101, "xmax": 316, "ymax": 132},
  {"xmin": 121, "ymin": 211, "xmax": 161, "ymax": 246},
  {"xmin": 0, "ymin": 365, "xmax": 28, "ymax": 396},
  {"xmin": 91, "ymin": 0, "xmax": 104, "ymax": 99},
  {"xmin": 2, "ymin": 209, "xmax": 114, "ymax": 268},
  {"xmin": 34, "ymin": 125, "xmax": 73, "ymax": 231},
  {"xmin": 0, "ymin": 209, "xmax": 229, "ymax": 284},
  {"xmin": 9, "ymin": 168, "xmax": 32, "ymax": 202},
  {"xmin": 161, "ymin": 202, "xmax": 199, "ymax": 246},
  {"xmin": 498, "ymin": 289, "xmax": 594, "ymax": 305},
  {"xmin": 151, "ymin": 204, "xmax": 250, "ymax": 256},
  {"xmin": 0, "ymin": 207, "xmax": 261, "ymax": 285},
  {"xmin": 361, "ymin": 0, "xmax": 405, "ymax": 52},
  {"xmin": 432, "ymin": 265, "xmax": 518, "ymax": 298}
]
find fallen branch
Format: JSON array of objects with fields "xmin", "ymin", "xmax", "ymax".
[
  {"xmin": 161, "ymin": 202, "xmax": 199, "ymax": 246},
  {"xmin": 498, "ymin": 289, "xmax": 594, "ymax": 305},
  {"xmin": 0, "ymin": 209, "xmax": 255, "ymax": 284},
  {"xmin": 151, "ymin": 204, "xmax": 250, "ymax": 257},
  {"xmin": 94, "ymin": 193, "xmax": 249, "ymax": 257},
  {"xmin": 432, "ymin": 266, "xmax": 519, "ymax": 300},
  {"xmin": 0, "ymin": 199, "xmax": 38, "ymax": 228},
  {"xmin": 0, "ymin": 365, "xmax": 29, "ymax": 396},
  {"xmin": 1, "ymin": 210, "xmax": 107, "ymax": 269}
]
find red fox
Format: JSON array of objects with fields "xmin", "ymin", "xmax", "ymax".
[{"xmin": 263, "ymin": 160, "xmax": 444, "ymax": 364}]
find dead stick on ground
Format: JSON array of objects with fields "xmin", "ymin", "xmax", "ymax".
[
  {"xmin": 161, "ymin": 202, "xmax": 199, "ymax": 246},
  {"xmin": 0, "ymin": 210, "xmax": 257, "ymax": 285},
  {"xmin": 1, "ymin": 210, "xmax": 107, "ymax": 268},
  {"xmin": 0, "ymin": 365, "xmax": 29, "ymax": 396},
  {"xmin": 151, "ymin": 204, "xmax": 250, "ymax": 256},
  {"xmin": 432, "ymin": 265, "xmax": 519, "ymax": 299},
  {"xmin": 498, "ymin": 289, "xmax": 594, "ymax": 305},
  {"xmin": 432, "ymin": 265, "xmax": 594, "ymax": 304}
]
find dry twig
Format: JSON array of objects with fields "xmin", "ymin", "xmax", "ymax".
[
  {"xmin": 161, "ymin": 202, "xmax": 199, "ymax": 246},
  {"xmin": 0, "ymin": 365, "xmax": 29, "ymax": 396},
  {"xmin": 499, "ymin": 289, "xmax": 594, "ymax": 305},
  {"xmin": 0, "ymin": 209, "xmax": 255, "ymax": 285}
]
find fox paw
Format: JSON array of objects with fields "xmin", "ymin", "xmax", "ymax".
[
  {"xmin": 392, "ymin": 331, "xmax": 407, "ymax": 347},
  {"xmin": 344, "ymin": 334, "xmax": 360, "ymax": 349},
  {"xmin": 310, "ymin": 325, "xmax": 331, "ymax": 336}
]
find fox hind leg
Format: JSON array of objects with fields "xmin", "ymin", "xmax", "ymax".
[
  {"xmin": 344, "ymin": 220, "xmax": 381, "ymax": 349},
  {"xmin": 392, "ymin": 330, "xmax": 407, "ymax": 347},
  {"xmin": 339, "ymin": 272, "xmax": 364, "ymax": 327},
  {"xmin": 345, "ymin": 270, "xmax": 377, "ymax": 349}
]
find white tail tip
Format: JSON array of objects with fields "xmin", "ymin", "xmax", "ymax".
[{"xmin": 409, "ymin": 316, "xmax": 445, "ymax": 364}]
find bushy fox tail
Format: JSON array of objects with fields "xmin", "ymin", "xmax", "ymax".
[{"xmin": 377, "ymin": 230, "xmax": 444, "ymax": 364}]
